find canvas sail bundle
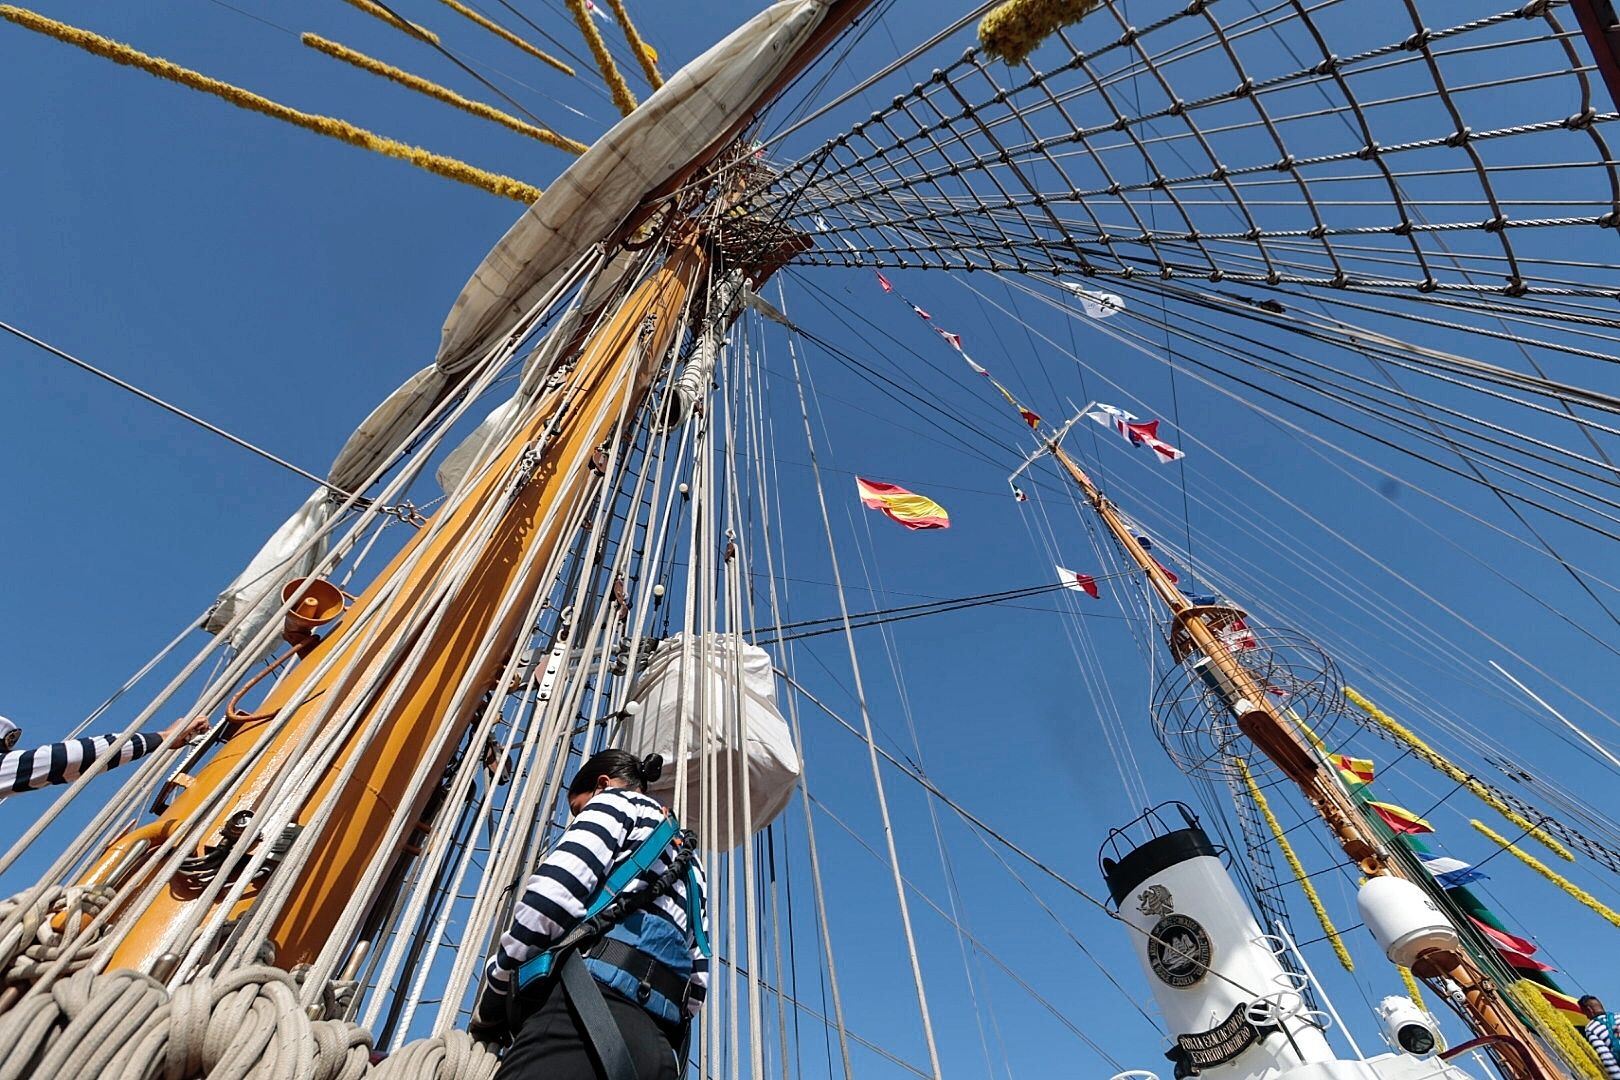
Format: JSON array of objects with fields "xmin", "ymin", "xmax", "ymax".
[
  {"xmin": 435, "ymin": 0, "xmax": 831, "ymax": 373},
  {"xmin": 621, "ymin": 634, "xmax": 801, "ymax": 850}
]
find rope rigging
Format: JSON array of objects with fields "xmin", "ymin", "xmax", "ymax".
[{"xmin": 15, "ymin": 2, "xmax": 1620, "ymax": 1077}]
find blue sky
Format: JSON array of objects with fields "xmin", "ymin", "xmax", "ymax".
[{"xmin": 5, "ymin": 1, "xmax": 1620, "ymax": 1075}]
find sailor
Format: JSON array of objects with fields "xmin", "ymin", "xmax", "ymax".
[
  {"xmin": 1580, "ymin": 995, "xmax": 1620, "ymax": 1080},
  {"xmin": 0, "ymin": 713, "xmax": 208, "ymax": 800},
  {"xmin": 475, "ymin": 749, "xmax": 710, "ymax": 1080}
]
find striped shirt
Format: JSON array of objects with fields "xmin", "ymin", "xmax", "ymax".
[
  {"xmin": 0, "ymin": 731, "xmax": 164, "ymax": 799},
  {"xmin": 487, "ymin": 787, "xmax": 709, "ymax": 1016},
  {"xmin": 1586, "ymin": 1014, "xmax": 1620, "ymax": 1080}
]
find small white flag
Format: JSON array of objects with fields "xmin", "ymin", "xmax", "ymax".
[{"xmin": 1061, "ymin": 282, "xmax": 1125, "ymax": 319}]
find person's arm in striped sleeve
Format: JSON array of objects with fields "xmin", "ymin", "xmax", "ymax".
[
  {"xmin": 483, "ymin": 786, "xmax": 640, "ymax": 996},
  {"xmin": 0, "ymin": 715, "xmax": 207, "ymax": 800}
]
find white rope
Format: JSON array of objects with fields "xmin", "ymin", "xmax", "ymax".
[{"xmin": 783, "ymin": 295, "xmax": 945, "ymax": 1080}]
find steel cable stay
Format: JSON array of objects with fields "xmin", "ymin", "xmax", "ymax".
[
  {"xmin": 957, "ymin": 273, "xmax": 1620, "ymax": 595},
  {"xmin": 764, "ymin": 267, "xmax": 1620, "ymax": 786}
]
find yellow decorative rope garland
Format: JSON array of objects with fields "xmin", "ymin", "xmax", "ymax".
[
  {"xmin": 1397, "ymin": 965, "xmax": 1426, "ymax": 1009},
  {"xmin": 0, "ymin": 6, "xmax": 541, "ymax": 205},
  {"xmin": 1344, "ymin": 688, "xmax": 1573, "ymax": 861},
  {"xmin": 342, "ymin": 0, "xmax": 439, "ymax": 46},
  {"xmin": 302, "ymin": 34, "xmax": 586, "ymax": 154},
  {"xmin": 1506, "ymin": 979, "xmax": 1608, "ymax": 1080},
  {"xmin": 605, "ymin": 0, "xmax": 662, "ymax": 89},
  {"xmin": 1472, "ymin": 819, "xmax": 1620, "ymax": 929},
  {"xmin": 564, "ymin": 0, "xmax": 637, "ymax": 117},
  {"xmin": 978, "ymin": 0, "xmax": 1104, "ymax": 65},
  {"xmin": 1238, "ymin": 759, "xmax": 1355, "ymax": 972},
  {"xmin": 432, "ymin": 0, "xmax": 575, "ymax": 77}
]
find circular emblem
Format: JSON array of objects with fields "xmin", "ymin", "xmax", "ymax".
[{"xmin": 1147, "ymin": 913, "xmax": 1213, "ymax": 988}]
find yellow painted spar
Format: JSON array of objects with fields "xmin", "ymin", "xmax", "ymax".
[{"xmin": 95, "ymin": 243, "xmax": 705, "ymax": 972}]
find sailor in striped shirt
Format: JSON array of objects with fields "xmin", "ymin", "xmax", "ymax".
[
  {"xmin": 481, "ymin": 750, "xmax": 709, "ymax": 1080},
  {"xmin": 1581, "ymin": 995, "xmax": 1620, "ymax": 1080},
  {"xmin": 0, "ymin": 713, "xmax": 207, "ymax": 800}
]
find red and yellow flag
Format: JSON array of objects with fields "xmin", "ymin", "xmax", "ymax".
[
  {"xmin": 1334, "ymin": 755, "xmax": 1375, "ymax": 786},
  {"xmin": 856, "ymin": 478, "xmax": 950, "ymax": 531},
  {"xmin": 1368, "ymin": 800, "xmax": 1433, "ymax": 835},
  {"xmin": 1539, "ymin": 985, "xmax": 1587, "ymax": 1019}
]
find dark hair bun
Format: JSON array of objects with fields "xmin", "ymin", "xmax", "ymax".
[{"xmin": 638, "ymin": 753, "xmax": 665, "ymax": 785}]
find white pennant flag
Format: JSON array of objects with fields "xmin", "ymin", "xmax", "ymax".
[{"xmin": 1061, "ymin": 282, "xmax": 1125, "ymax": 319}]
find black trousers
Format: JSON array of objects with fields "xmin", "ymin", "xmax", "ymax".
[{"xmin": 495, "ymin": 981, "xmax": 682, "ymax": 1080}]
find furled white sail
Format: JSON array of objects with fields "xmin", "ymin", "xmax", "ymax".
[
  {"xmin": 206, "ymin": 365, "xmax": 448, "ymax": 653},
  {"xmin": 327, "ymin": 365, "xmax": 450, "ymax": 493},
  {"xmin": 435, "ymin": 0, "xmax": 830, "ymax": 373},
  {"xmin": 622, "ymin": 634, "xmax": 801, "ymax": 850},
  {"xmin": 204, "ymin": 489, "xmax": 336, "ymax": 651},
  {"xmin": 435, "ymin": 396, "xmax": 519, "ymax": 496}
]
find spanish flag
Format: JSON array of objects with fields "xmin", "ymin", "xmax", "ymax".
[
  {"xmin": 856, "ymin": 478, "xmax": 950, "ymax": 531},
  {"xmin": 1368, "ymin": 801, "xmax": 1433, "ymax": 835},
  {"xmin": 1334, "ymin": 755, "xmax": 1375, "ymax": 787}
]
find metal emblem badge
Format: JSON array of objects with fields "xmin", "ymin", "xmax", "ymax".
[
  {"xmin": 1136, "ymin": 884, "xmax": 1174, "ymax": 917},
  {"xmin": 1147, "ymin": 913, "xmax": 1214, "ymax": 988}
]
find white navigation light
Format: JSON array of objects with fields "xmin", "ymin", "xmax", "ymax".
[{"xmin": 1377, "ymin": 995, "xmax": 1442, "ymax": 1057}]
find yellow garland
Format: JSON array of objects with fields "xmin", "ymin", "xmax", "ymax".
[
  {"xmin": 302, "ymin": 34, "xmax": 586, "ymax": 154},
  {"xmin": 1397, "ymin": 965, "xmax": 1426, "ymax": 1009},
  {"xmin": 342, "ymin": 0, "xmax": 439, "ymax": 45},
  {"xmin": 1238, "ymin": 759, "xmax": 1355, "ymax": 972},
  {"xmin": 978, "ymin": 0, "xmax": 1104, "ymax": 65},
  {"xmin": 604, "ymin": 0, "xmax": 662, "ymax": 89},
  {"xmin": 1472, "ymin": 819, "xmax": 1620, "ymax": 930},
  {"xmin": 1506, "ymin": 980, "xmax": 1609, "ymax": 1080},
  {"xmin": 431, "ymin": 0, "xmax": 575, "ymax": 77},
  {"xmin": 564, "ymin": 0, "xmax": 637, "ymax": 117},
  {"xmin": 1345, "ymin": 687, "xmax": 1573, "ymax": 861},
  {"xmin": 0, "ymin": 6, "xmax": 541, "ymax": 204}
]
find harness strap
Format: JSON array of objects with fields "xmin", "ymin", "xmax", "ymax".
[
  {"xmin": 561, "ymin": 950, "xmax": 640, "ymax": 1080},
  {"xmin": 586, "ymin": 937, "xmax": 689, "ymax": 1005},
  {"xmin": 685, "ymin": 866, "xmax": 711, "ymax": 958},
  {"xmin": 516, "ymin": 814, "xmax": 682, "ymax": 992},
  {"xmin": 584, "ymin": 816, "xmax": 680, "ymax": 920}
]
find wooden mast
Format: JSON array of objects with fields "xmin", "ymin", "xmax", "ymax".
[
  {"xmin": 1044, "ymin": 437, "xmax": 1567, "ymax": 1080},
  {"xmin": 69, "ymin": 0, "xmax": 882, "ymax": 987},
  {"xmin": 88, "ymin": 240, "xmax": 707, "ymax": 975}
]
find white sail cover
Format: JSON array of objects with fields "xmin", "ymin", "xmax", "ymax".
[
  {"xmin": 207, "ymin": 365, "xmax": 448, "ymax": 653},
  {"xmin": 327, "ymin": 365, "xmax": 450, "ymax": 493},
  {"xmin": 435, "ymin": 0, "xmax": 830, "ymax": 373},
  {"xmin": 435, "ymin": 396, "xmax": 519, "ymax": 496},
  {"xmin": 622, "ymin": 634, "xmax": 801, "ymax": 850},
  {"xmin": 204, "ymin": 489, "xmax": 335, "ymax": 651}
]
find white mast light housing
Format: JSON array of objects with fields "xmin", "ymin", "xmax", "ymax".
[{"xmin": 1356, "ymin": 877, "xmax": 1461, "ymax": 968}]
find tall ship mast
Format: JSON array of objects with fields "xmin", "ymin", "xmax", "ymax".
[{"xmin": 5, "ymin": 2, "xmax": 1620, "ymax": 1080}]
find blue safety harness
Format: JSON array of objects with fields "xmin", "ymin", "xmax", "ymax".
[{"xmin": 509, "ymin": 809, "xmax": 710, "ymax": 1080}]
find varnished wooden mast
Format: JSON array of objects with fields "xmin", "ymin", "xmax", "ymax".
[
  {"xmin": 92, "ymin": 242, "xmax": 707, "ymax": 974},
  {"xmin": 1046, "ymin": 439, "xmax": 1566, "ymax": 1080}
]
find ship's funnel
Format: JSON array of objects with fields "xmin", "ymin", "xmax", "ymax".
[{"xmin": 1102, "ymin": 803, "xmax": 1335, "ymax": 1079}]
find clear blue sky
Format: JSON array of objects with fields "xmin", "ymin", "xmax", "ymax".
[{"xmin": 5, "ymin": 2, "xmax": 1620, "ymax": 1075}]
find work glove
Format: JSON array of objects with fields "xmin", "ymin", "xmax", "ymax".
[{"xmin": 468, "ymin": 984, "xmax": 510, "ymax": 1045}]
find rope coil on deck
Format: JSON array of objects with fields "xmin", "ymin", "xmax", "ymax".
[{"xmin": 0, "ymin": 962, "xmax": 497, "ymax": 1080}]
